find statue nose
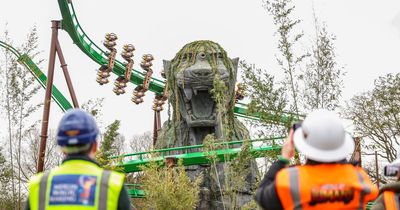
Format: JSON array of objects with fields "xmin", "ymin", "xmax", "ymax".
[{"xmin": 193, "ymin": 70, "xmax": 212, "ymax": 77}]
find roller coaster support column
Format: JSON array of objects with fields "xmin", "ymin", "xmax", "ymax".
[
  {"xmin": 153, "ymin": 110, "xmax": 161, "ymax": 146},
  {"xmin": 37, "ymin": 20, "xmax": 79, "ymax": 173},
  {"xmin": 56, "ymin": 39, "xmax": 79, "ymax": 108}
]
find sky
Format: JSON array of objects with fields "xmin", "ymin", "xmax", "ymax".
[{"xmin": 0, "ymin": 0, "xmax": 400, "ymax": 140}]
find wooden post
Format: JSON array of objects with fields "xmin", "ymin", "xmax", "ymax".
[
  {"xmin": 375, "ymin": 151, "xmax": 380, "ymax": 188},
  {"xmin": 351, "ymin": 137, "xmax": 362, "ymax": 167}
]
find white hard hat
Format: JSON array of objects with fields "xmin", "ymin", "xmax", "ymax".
[{"xmin": 293, "ymin": 109, "xmax": 354, "ymax": 162}]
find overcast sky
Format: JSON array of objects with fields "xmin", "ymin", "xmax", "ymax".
[{"xmin": 1, "ymin": 0, "xmax": 400, "ymax": 140}]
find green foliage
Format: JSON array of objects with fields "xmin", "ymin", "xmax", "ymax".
[
  {"xmin": 139, "ymin": 159, "xmax": 202, "ymax": 210},
  {"xmin": 96, "ymin": 120, "xmax": 123, "ymax": 170},
  {"xmin": 245, "ymin": 0, "xmax": 344, "ymax": 134},
  {"xmin": 263, "ymin": 0, "xmax": 309, "ymax": 115},
  {"xmin": 203, "ymin": 134, "xmax": 257, "ymax": 210},
  {"xmin": 241, "ymin": 200, "xmax": 261, "ymax": 210},
  {"xmin": 344, "ymin": 73, "xmax": 400, "ymax": 162},
  {"xmin": 302, "ymin": 14, "xmax": 345, "ymax": 111},
  {"xmin": 0, "ymin": 146, "xmax": 14, "ymax": 210},
  {"xmin": 1, "ymin": 25, "xmax": 43, "ymax": 209},
  {"xmin": 81, "ymin": 98, "xmax": 105, "ymax": 120},
  {"xmin": 240, "ymin": 61, "xmax": 289, "ymax": 137}
]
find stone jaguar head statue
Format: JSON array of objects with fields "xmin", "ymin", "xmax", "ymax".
[{"xmin": 163, "ymin": 40, "xmax": 239, "ymax": 139}]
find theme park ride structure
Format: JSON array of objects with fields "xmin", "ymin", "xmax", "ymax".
[
  {"xmin": 0, "ymin": 32, "xmax": 80, "ymax": 173},
  {"xmin": 0, "ymin": 1, "xmax": 371, "ymax": 208},
  {"xmin": 0, "ymin": 40, "xmax": 73, "ymax": 112},
  {"xmin": 1, "ymin": 0, "xmax": 301, "ymax": 202},
  {"xmin": 0, "ymin": 40, "xmax": 287, "ymax": 199},
  {"xmin": 56, "ymin": 0, "xmax": 296, "ymax": 124},
  {"xmin": 62, "ymin": 0, "xmax": 299, "ymax": 200},
  {"xmin": 1, "ymin": 1, "xmax": 298, "ymax": 202},
  {"xmin": 0, "ymin": 39, "xmax": 374, "ymax": 210}
]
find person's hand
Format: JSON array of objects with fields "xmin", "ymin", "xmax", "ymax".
[{"xmin": 281, "ymin": 129, "xmax": 295, "ymax": 160}]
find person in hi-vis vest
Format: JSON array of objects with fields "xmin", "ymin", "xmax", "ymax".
[
  {"xmin": 255, "ymin": 109, "xmax": 378, "ymax": 210},
  {"xmin": 25, "ymin": 109, "xmax": 131, "ymax": 210},
  {"xmin": 371, "ymin": 155, "xmax": 400, "ymax": 210}
]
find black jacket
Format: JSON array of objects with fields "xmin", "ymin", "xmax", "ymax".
[
  {"xmin": 25, "ymin": 155, "xmax": 131, "ymax": 210},
  {"xmin": 255, "ymin": 159, "xmax": 287, "ymax": 210}
]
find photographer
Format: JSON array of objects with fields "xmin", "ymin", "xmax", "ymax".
[
  {"xmin": 254, "ymin": 109, "xmax": 378, "ymax": 210},
  {"xmin": 371, "ymin": 160, "xmax": 400, "ymax": 210}
]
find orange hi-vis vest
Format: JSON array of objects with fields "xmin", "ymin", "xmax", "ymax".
[
  {"xmin": 383, "ymin": 191, "xmax": 400, "ymax": 210},
  {"xmin": 276, "ymin": 164, "xmax": 378, "ymax": 210}
]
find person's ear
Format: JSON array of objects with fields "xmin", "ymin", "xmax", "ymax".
[{"xmin": 92, "ymin": 142, "xmax": 98, "ymax": 153}]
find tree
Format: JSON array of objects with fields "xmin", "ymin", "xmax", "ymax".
[
  {"xmin": 240, "ymin": 60, "xmax": 288, "ymax": 137},
  {"xmin": 1, "ymin": 26, "xmax": 42, "ymax": 209},
  {"xmin": 1, "ymin": 27, "xmax": 16, "ymax": 207},
  {"xmin": 302, "ymin": 12, "xmax": 345, "ymax": 111},
  {"xmin": 344, "ymin": 73, "xmax": 400, "ymax": 163},
  {"xmin": 129, "ymin": 131, "xmax": 153, "ymax": 153},
  {"xmin": 263, "ymin": 0, "xmax": 309, "ymax": 115},
  {"xmin": 20, "ymin": 128, "xmax": 62, "ymax": 182},
  {"xmin": 139, "ymin": 160, "xmax": 202, "ymax": 210},
  {"xmin": 124, "ymin": 131, "xmax": 153, "ymax": 200},
  {"xmin": 0, "ymin": 146, "xmax": 14, "ymax": 209},
  {"xmin": 96, "ymin": 120, "xmax": 122, "ymax": 169},
  {"xmin": 81, "ymin": 98, "xmax": 105, "ymax": 127}
]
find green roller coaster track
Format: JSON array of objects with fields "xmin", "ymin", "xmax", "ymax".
[
  {"xmin": 117, "ymin": 137, "xmax": 283, "ymax": 198},
  {"xmin": 0, "ymin": 40, "xmax": 73, "ymax": 112},
  {"xmin": 0, "ymin": 2, "xmax": 376, "ymax": 206},
  {"xmin": 0, "ymin": 39, "xmax": 287, "ymax": 198},
  {"xmin": 54, "ymin": 0, "xmax": 305, "ymax": 199},
  {"xmin": 0, "ymin": 0, "xmax": 306, "ymax": 200},
  {"xmin": 56, "ymin": 0, "xmax": 302, "ymax": 124}
]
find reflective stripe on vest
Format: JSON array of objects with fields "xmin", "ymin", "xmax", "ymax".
[
  {"xmin": 276, "ymin": 164, "xmax": 379, "ymax": 210},
  {"xmin": 356, "ymin": 170, "xmax": 371, "ymax": 210},
  {"xmin": 38, "ymin": 172, "xmax": 50, "ymax": 210},
  {"xmin": 288, "ymin": 167, "xmax": 302, "ymax": 210},
  {"xmin": 99, "ymin": 170, "xmax": 111, "ymax": 210},
  {"xmin": 383, "ymin": 191, "xmax": 400, "ymax": 210}
]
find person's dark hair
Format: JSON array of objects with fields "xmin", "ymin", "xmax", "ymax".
[{"xmin": 64, "ymin": 143, "xmax": 94, "ymax": 156}]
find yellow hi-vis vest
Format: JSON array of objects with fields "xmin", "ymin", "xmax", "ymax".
[{"xmin": 28, "ymin": 159, "xmax": 125, "ymax": 210}]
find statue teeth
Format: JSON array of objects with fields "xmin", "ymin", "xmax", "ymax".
[{"xmin": 184, "ymin": 88, "xmax": 192, "ymax": 100}]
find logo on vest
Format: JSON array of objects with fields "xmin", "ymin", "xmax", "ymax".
[
  {"xmin": 49, "ymin": 174, "xmax": 97, "ymax": 206},
  {"xmin": 309, "ymin": 184, "xmax": 354, "ymax": 206}
]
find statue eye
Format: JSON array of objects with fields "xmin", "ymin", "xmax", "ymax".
[{"xmin": 218, "ymin": 53, "xmax": 223, "ymax": 58}]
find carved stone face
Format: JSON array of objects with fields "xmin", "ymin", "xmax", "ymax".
[{"xmin": 163, "ymin": 42, "xmax": 238, "ymax": 129}]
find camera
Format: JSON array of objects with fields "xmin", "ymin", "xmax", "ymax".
[{"xmin": 384, "ymin": 165, "xmax": 400, "ymax": 177}]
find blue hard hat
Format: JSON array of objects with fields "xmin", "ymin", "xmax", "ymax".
[{"xmin": 56, "ymin": 109, "xmax": 99, "ymax": 146}]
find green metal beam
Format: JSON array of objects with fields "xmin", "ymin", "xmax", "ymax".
[
  {"xmin": 126, "ymin": 184, "xmax": 145, "ymax": 198},
  {"xmin": 0, "ymin": 41, "xmax": 73, "ymax": 112},
  {"xmin": 116, "ymin": 138, "xmax": 283, "ymax": 173}
]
